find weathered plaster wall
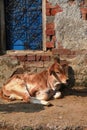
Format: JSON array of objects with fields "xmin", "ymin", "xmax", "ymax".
[
  {"xmin": 55, "ymin": 3, "xmax": 87, "ymax": 50},
  {"xmin": 0, "ymin": 56, "xmax": 20, "ymax": 87},
  {"xmin": 47, "ymin": 0, "xmax": 87, "ymax": 50},
  {"xmin": 48, "ymin": 0, "xmax": 87, "ymax": 87}
]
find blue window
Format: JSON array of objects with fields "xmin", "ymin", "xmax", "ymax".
[{"xmin": 5, "ymin": 0, "xmax": 42, "ymax": 50}]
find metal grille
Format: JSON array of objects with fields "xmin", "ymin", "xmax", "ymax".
[{"xmin": 5, "ymin": 0, "xmax": 42, "ymax": 50}]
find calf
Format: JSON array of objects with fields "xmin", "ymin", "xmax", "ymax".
[{"xmin": 0, "ymin": 61, "xmax": 67, "ymax": 105}]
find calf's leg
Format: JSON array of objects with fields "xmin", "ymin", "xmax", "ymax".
[{"xmin": 29, "ymin": 90, "xmax": 54, "ymax": 106}]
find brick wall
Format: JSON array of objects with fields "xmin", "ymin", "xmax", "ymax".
[
  {"xmin": 8, "ymin": 52, "xmax": 53, "ymax": 72},
  {"xmin": 46, "ymin": 0, "xmax": 63, "ymax": 49},
  {"xmin": 80, "ymin": 7, "xmax": 87, "ymax": 20}
]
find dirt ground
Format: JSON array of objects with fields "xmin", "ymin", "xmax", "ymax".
[{"xmin": 0, "ymin": 88, "xmax": 87, "ymax": 130}]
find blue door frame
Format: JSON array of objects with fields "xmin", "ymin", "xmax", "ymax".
[{"xmin": 5, "ymin": 0, "xmax": 42, "ymax": 50}]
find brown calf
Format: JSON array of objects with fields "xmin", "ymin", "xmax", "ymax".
[{"xmin": 0, "ymin": 61, "xmax": 67, "ymax": 105}]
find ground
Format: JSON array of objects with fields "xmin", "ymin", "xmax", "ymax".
[{"xmin": 0, "ymin": 88, "xmax": 87, "ymax": 130}]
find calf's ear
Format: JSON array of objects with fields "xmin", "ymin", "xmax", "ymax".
[{"xmin": 49, "ymin": 64, "xmax": 55, "ymax": 75}]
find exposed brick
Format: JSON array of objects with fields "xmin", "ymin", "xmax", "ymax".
[
  {"xmin": 46, "ymin": 29, "xmax": 55, "ymax": 36},
  {"xmin": 75, "ymin": 50, "xmax": 87, "ymax": 55},
  {"xmin": 46, "ymin": 9, "xmax": 51, "ymax": 16},
  {"xmin": 52, "ymin": 49, "xmax": 71, "ymax": 55},
  {"xmin": 67, "ymin": 54, "xmax": 76, "ymax": 59},
  {"xmin": 70, "ymin": 51, "xmax": 77, "ymax": 55},
  {"xmin": 46, "ymin": 23, "xmax": 54, "ymax": 29},
  {"xmin": 41, "ymin": 55, "xmax": 51, "ymax": 61},
  {"xmin": 55, "ymin": 49, "xmax": 65, "ymax": 55},
  {"xmin": 17, "ymin": 55, "xmax": 27, "ymax": 62},
  {"xmin": 80, "ymin": 7, "xmax": 87, "ymax": 20},
  {"xmin": 51, "ymin": 8, "xmax": 63, "ymax": 15},
  {"xmin": 62, "ymin": 49, "xmax": 71, "ymax": 55},
  {"xmin": 46, "ymin": 2, "xmax": 54, "ymax": 9},
  {"xmin": 51, "ymin": 8, "xmax": 59, "ymax": 15},
  {"xmin": 52, "ymin": 48, "xmax": 87, "ymax": 58},
  {"xmin": 36, "ymin": 55, "xmax": 41, "ymax": 61},
  {"xmin": 80, "ymin": 8, "xmax": 87, "ymax": 14},
  {"xmin": 46, "ymin": 41, "xmax": 54, "ymax": 48},
  {"xmin": 27, "ymin": 55, "xmax": 36, "ymax": 61}
]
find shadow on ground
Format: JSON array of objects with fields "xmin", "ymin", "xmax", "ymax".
[
  {"xmin": 62, "ymin": 87, "xmax": 87, "ymax": 97},
  {"xmin": 0, "ymin": 101, "xmax": 45, "ymax": 114}
]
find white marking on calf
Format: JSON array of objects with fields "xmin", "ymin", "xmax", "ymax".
[{"xmin": 53, "ymin": 92, "xmax": 61, "ymax": 99}]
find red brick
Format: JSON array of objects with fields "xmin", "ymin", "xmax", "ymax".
[
  {"xmin": 46, "ymin": 29, "xmax": 55, "ymax": 36},
  {"xmin": 17, "ymin": 55, "xmax": 27, "ymax": 62},
  {"xmin": 80, "ymin": 8, "xmax": 87, "ymax": 20},
  {"xmin": 52, "ymin": 49, "xmax": 71, "ymax": 55},
  {"xmin": 51, "ymin": 8, "xmax": 59, "ymax": 15},
  {"xmin": 27, "ymin": 55, "xmax": 36, "ymax": 61},
  {"xmin": 46, "ymin": 9, "xmax": 51, "ymax": 16},
  {"xmin": 62, "ymin": 49, "xmax": 71, "ymax": 55},
  {"xmin": 59, "ymin": 49, "xmax": 66, "ymax": 55},
  {"xmin": 50, "ymin": 4, "xmax": 63, "ymax": 16},
  {"xmin": 36, "ymin": 55, "xmax": 41, "ymax": 61},
  {"xmin": 67, "ymin": 55, "xmax": 76, "ymax": 59},
  {"xmin": 51, "ymin": 8, "xmax": 63, "ymax": 15},
  {"xmin": 46, "ymin": 41, "xmax": 54, "ymax": 48},
  {"xmin": 46, "ymin": 3, "xmax": 54, "ymax": 9},
  {"xmin": 80, "ymin": 7, "xmax": 86, "ymax": 12},
  {"xmin": 70, "ymin": 51, "xmax": 77, "ymax": 55},
  {"xmin": 41, "ymin": 55, "xmax": 51, "ymax": 61},
  {"xmin": 46, "ymin": 23, "xmax": 54, "ymax": 30}
]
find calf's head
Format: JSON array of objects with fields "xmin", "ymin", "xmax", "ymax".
[{"xmin": 49, "ymin": 62, "xmax": 68, "ymax": 90}]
